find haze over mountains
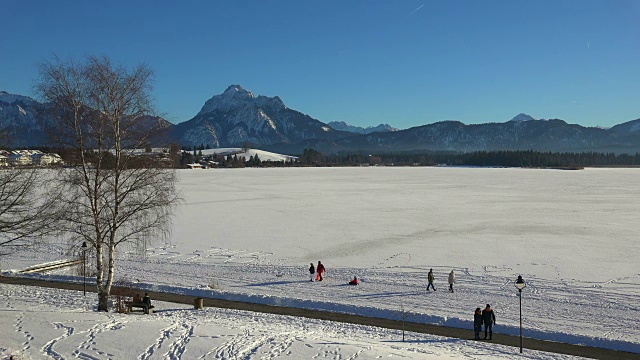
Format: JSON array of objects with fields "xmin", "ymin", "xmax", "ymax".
[{"xmin": 2, "ymin": 87, "xmax": 640, "ymax": 154}]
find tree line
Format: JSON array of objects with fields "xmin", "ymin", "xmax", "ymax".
[{"xmin": 296, "ymin": 148, "xmax": 640, "ymax": 168}]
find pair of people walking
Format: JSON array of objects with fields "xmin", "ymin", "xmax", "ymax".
[
  {"xmin": 309, "ymin": 261, "xmax": 326, "ymax": 281},
  {"xmin": 426, "ymin": 269, "xmax": 456, "ymax": 292},
  {"xmin": 474, "ymin": 304, "xmax": 496, "ymax": 340}
]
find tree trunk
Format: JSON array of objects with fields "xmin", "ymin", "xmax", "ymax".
[
  {"xmin": 98, "ymin": 289, "xmax": 109, "ymax": 312},
  {"xmin": 104, "ymin": 242, "xmax": 116, "ymax": 306},
  {"xmin": 96, "ymin": 243, "xmax": 109, "ymax": 311}
]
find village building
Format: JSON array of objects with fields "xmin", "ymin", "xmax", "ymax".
[
  {"xmin": 7, "ymin": 153, "xmax": 32, "ymax": 166},
  {"xmin": 31, "ymin": 153, "xmax": 62, "ymax": 166}
]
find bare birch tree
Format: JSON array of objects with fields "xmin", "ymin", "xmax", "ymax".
[{"xmin": 36, "ymin": 55, "xmax": 178, "ymax": 311}]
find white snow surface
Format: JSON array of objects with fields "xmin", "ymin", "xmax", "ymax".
[
  {"xmin": 2, "ymin": 167, "xmax": 639, "ymax": 357},
  {"xmin": 0, "ymin": 284, "xmax": 580, "ymax": 360}
]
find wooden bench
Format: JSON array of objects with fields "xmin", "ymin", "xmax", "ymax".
[{"xmin": 125, "ymin": 301, "xmax": 153, "ymax": 314}]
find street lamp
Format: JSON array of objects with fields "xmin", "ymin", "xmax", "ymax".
[
  {"xmin": 81, "ymin": 242, "xmax": 88, "ymax": 296},
  {"xmin": 515, "ymin": 275, "xmax": 526, "ymax": 353}
]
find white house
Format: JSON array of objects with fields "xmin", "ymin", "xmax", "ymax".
[
  {"xmin": 7, "ymin": 153, "xmax": 32, "ymax": 166},
  {"xmin": 0, "ymin": 155, "xmax": 7, "ymax": 167},
  {"xmin": 31, "ymin": 153, "xmax": 62, "ymax": 166}
]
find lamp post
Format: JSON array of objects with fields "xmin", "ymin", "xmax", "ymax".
[
  {"xmin": 515, "ymin": 275, "xmax": 526, "ymax": 353},
  {"xmin": 81, "ymin": 242, "xmax": 87, "ymax": 296}
]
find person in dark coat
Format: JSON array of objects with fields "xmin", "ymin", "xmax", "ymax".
[
  {"xmin": 315, "ymin": 261, "xmax": 325, "ymax": 281},
  {"xmin": 308, "ymin": 263, "xmax": 315, "ymax": 282},
  {"xmin": 427, "ymin": 268, "xmax": 436, "ymax": 291},
  {"xmin": 482, "ymin": 304, "xmax": 496, "ymax": 339},
  {"xmin": 474, "ymin": 307, "xmax": 483, "ymax": 340},
  {"xmin": 142, "ymin": 293, "xmax": 154, "ymax": 309}
]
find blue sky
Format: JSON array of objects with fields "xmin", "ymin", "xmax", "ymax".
[{"xmin": 1, "ymin": 1, "xmax": 639, "ymax": 128}]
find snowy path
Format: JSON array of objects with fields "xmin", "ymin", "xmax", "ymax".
[
  {"xmin": 5, "ymin": 251, "xmax": 638, "ymax": 354},
  {"xmin": 110, "ymin": 250, "xmax": 640, "ymax": 353},
  {"xmin": 0, "ymin": 284, "xmax": 586, "ymax": 360}
]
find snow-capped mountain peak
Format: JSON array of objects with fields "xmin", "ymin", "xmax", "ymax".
[
  {"xmin": 177, "ymin": 85, "xmax": 343, "ymax": 148},
  {"xmin": 197, "ymin": 85, "xmax": 259, "ymax": 115},
  {"xmin": 223, "ymin": 84, "xmax": 254, "ymax": 98}
]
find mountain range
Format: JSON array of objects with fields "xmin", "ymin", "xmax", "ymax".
[
  {"xmin": 327, "ymin": 121, "xmax": 398, "ymax": 134},
  {"xmin": 2, "ymin": 87, "xmax": 640, "ymax": 155}
]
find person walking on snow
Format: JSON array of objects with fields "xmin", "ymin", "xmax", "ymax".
[
  {"xmin": 315, "ymin": 261, "xmax": 326, "ymax": 281},
  {"xmin": 427, "ymin": 268, "xmax": 436, "ymax": 291},
  {"xmin": 482, "ymin": 304, "xmax": 496, "ymax": 340},
  {"xmin": 448, "ymin": 270, "xmax": 455, "ymax": 292},
  {"xmin": 473, "ymin": 307, "xmax": 484, "ymax": 340},
  {"xmin": 308, "ymin": 263, "xmax": 315, "ymax": 282},
  {"xmin": 142, "ymin": 293, "xmax": 154, "ymax": 309}
]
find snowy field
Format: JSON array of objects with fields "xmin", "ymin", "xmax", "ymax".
[
  {"xmin": 2, "ymin": 167, "xmax": 639, "ymax": 357},
  {"xmin": 0, "ymin": 284, "xmax": 581, "ymax": 359}
]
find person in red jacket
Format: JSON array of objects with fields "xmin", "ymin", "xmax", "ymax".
[
  {"xmin": 315, "ymin": 261, "xmax": 325, "ymax": 281},
  {"xmin": 348, "ymin": 276, "xmax": 359, "ymax": 285}
]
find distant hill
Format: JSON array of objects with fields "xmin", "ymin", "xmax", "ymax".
[
  {"xmin": 198, "ymin": 148, "xmax": 297, "ymax": 162},
  {"xmin": 0, "ymin": 91, "xmax": 173, "ymax": 148},
  {"xmin": 2, "ymin": 88, "xmax": 640, "ymax": 155},
  {"xmin": 265, "ymin": 117, "xmax": 640, "ymax": 155},
  {"xmin": 0, "ymin": 91, "xmax": 53, "ymax": 147},
  {"xmin": 327, "ymin": 121, "xmax": 398, "ymax": 134}
]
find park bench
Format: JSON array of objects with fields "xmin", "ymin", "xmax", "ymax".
[{"xmin": 125, "ymin": 301, "xmax": 153, "ymax": 314}]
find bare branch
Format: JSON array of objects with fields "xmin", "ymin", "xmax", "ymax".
[
  {"xmin": 0, "ymin": 169, "xmax": 62, "ymax": 256},
  {"xmin": 35, "ymin": 55, "xmax": 178, "ymax": 311}
]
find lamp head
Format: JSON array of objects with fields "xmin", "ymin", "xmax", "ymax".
[
  {"xmin": 81, "ymin": 241, "xmax": 87, "ymax": 250},
  {"xmin": 515, "ymin": 275, "xmax": 526, "ymax": 291}
]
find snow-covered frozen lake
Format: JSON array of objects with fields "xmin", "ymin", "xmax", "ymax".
[
  {"xmin": 169, "ymin": 167, "xmax": 639, "ymax": 280},
  {"xmin": 3, "ymin": 167, "xmax": 639, "ymax": 356}
]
